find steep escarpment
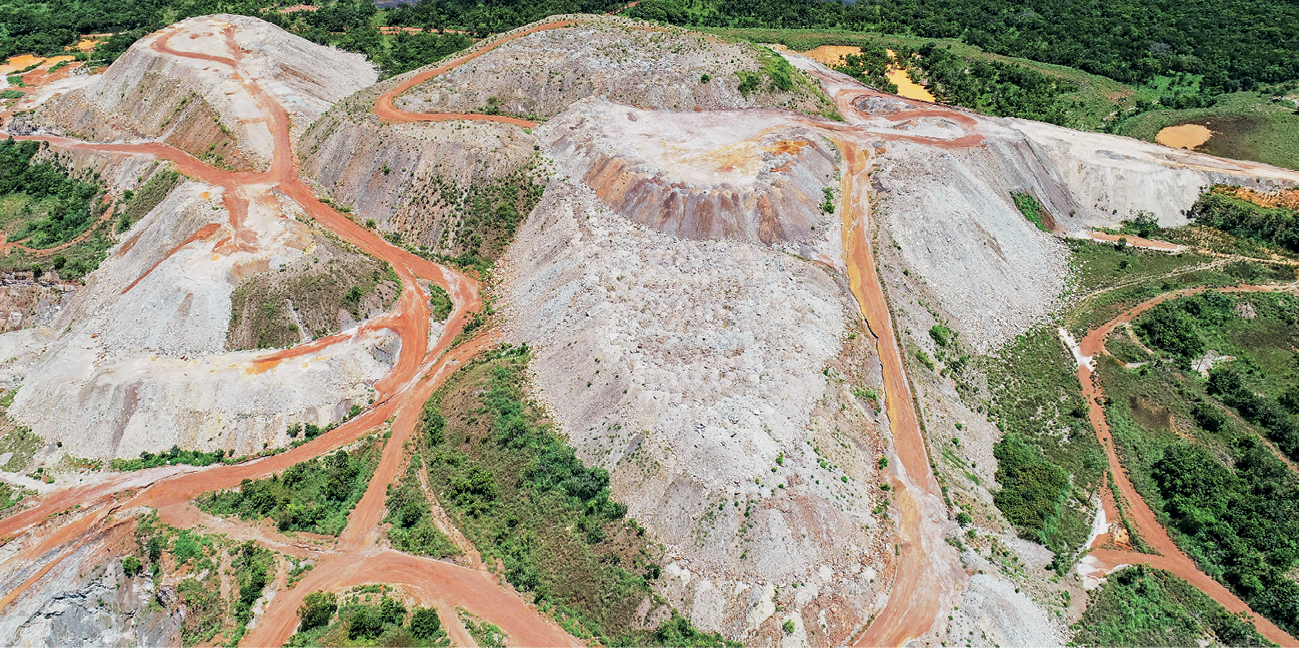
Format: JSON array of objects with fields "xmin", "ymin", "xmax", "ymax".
[
  {"xmin": 298, "ymin": 15, "xmax": 836, "ymax": 256},
  {"xmin": 31, "ymin": 14, "xmax": 375, "ymax": 172}
]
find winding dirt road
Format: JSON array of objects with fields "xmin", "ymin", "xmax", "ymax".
[
  {"xmin": 1077, "ymin": 285, "xmax": 1299, "ymax": 646},
  {"xmin": 0, "ymin": 21, "xmax": 578, "ymax": 648}
]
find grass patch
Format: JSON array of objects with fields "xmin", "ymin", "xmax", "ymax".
[
  {"xmin": 286, "ymin": 587, "xmax": 451, "ymax": 647},
  {"xmin": 1011, "ymin": 192, "xmax": 1049, "ymax": 231},
  {"xmin": 197, "ymin": 435, "xmax": 383, "ymax": 536},
  {"xmin": 0, "ymin": 425, "xmax": 40, "ymax": 472},
  {"xmin": 1071, "ymin": 565, "xmax": 1272, "ymax": 647},
  {"xmin": 459, "ymin": 608, "xmax": 508, "ymax": 648},
  {"xmin": 428, "ymin": 284, "xmax": 453, "ymax": 322},
  {"xmin": 116, "ymin": 168, "xmax": 182, "ymax": 233},
  {"xmin": 1104, "ymin": 329, "xmax": 1150, "ymax": 365},
  {"xmin": 1114, "ymin": 93, "xmax": 1299, "ymax": 171},
  {"xmin": 983, "ymin": 326, "xmax": 1104, "ymax": 569},
  {"xmin": 227, "ymin": 235, "xmax": 400, "ymax": 350},
  {"xmin": 0, "ymin": 138, "xmax": 105, "ymax": 249}
]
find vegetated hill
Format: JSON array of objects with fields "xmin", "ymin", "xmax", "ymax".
[{"xmin": 297, "ymin": 15, "xmax": 837, "ymax": 262}]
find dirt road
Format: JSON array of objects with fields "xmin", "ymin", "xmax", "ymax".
[
  {"xmin": 1078, "ymin": 285, "xmax": 1299, "ymax": 646},
  {"xmin": 0, "ymin": 21, "xmax": 577, "ymax": 648}
]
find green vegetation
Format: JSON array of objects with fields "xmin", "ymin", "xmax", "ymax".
[
  {"xmin": 0, "ymin": 138, "xmax": 104, "ymax": 249},
  {"xmin": 1114, "ymin": 93, "xmax": 1299, "ymax": 171},
  {"xmin": 110, "ymin": 445, "xmax": 228, "ymax": 471},
  {"xmin": 1071, "ymin": 565, "xmax": 1271, "ymax": 647},
  {"xmin": 198, "ymin": 435, "xmax": 382, "ymax": 536},
  {"xmin": 910, "ymin": 44, "xmax": 1076, "ymax": 125},
  {"xmin": 128, "ymin": 513, "xmax": 292, "ymax": 645},
  {"xmin": 1104, "ymin": 330, "xmax": 1150, "ymax": 365},
  {"xmin": 0, "ymin": 425, "xmax": 40, "ymax": 472},
  {"xmin": 428, "ymin": 284, "xmax": 453, "ymax": 322},
  {"xmin": 983, "ymin": 326, "xmax": 1103, "ymax": 570},
  {"xmin": 626, "ymin": 0, "xmax": 1299, "ymax": 94},
  {"xmin": 1189, "ymin": 187, "xmax": 1299, "ymax": 254},
  {"xmin": 458, "ymin": 609, "xmax": 508, "ymax": 648},
  {"xmin": 1064, "ymin": 238, "xmax": 1288, "ymax": 337},
  {"xmin": 383, "ymin": 455, "xmax": 460, "ymax": 558},
  {"xmin": 419, "ymin": 345, "xmax": 734, "ymax": 646},
  {"xmin": 735, "ymin": 46, "xmax": 799, "ymax": 97},
  {"xmin": 1094, "ymin": 287, "xmax": 1299, "ymax": 637},
  {"xmin": 227, "ymin": 237, "xmax": 400, "ymax": 350},
  {"xmin": 833, "ymin": 42, "xmax": 895, "ymax": 93},
  {"xmin": 287, "ymin": 587, "xmax": 450, "ymax": 647},
  {"xmin": 1011, "ymin": 192, "xmax": 1049, "ymax": 231}
]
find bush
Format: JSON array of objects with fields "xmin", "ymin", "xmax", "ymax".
[
  {"xmin": 298, "ymin": 591, "xmax": 338, "ymax": 631},
  {"xmin": 122, "ymin": 556, "xmax": 142, "ymax": 577},
  {"xmin": 410, "ymin": 607, "xmax": 442, "ymax": 639},
  {"xmin": 993, "ymin": 434, "xmax": 1068, "ymax": 535}
]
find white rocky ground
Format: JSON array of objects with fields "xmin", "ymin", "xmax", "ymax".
[{"xmin": 29, "ymin": 15, "xmax": 375, "ymax": 169}]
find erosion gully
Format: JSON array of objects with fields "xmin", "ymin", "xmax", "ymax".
[{"xmin": 2, "ymin": 16, "xmax": 1286, "ymax": 648}]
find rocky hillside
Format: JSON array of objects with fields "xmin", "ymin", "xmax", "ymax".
[
  {"xmin": 297, "ymin": 15, "xmax": 837, "ymax": 258},
  {"xmin": 31, "ymin": 14, "xmax": 375, "ymax": 171}
]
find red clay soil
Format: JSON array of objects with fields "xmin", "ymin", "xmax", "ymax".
[
  {"xmin": 835, "ymin": 139, "xmax": 953, "ymax": 648},
  {"xmin": 1078, "ymin": 285, "xmax": 1299, "ymax": 646},
  {"xmin": 0, "ymin": 22, "xmax": 580, "ymax": 648}
]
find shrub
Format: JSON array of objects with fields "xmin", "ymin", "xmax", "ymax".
[
  {"xmin": 410, "ymin": 607, "xmax": 442, "ymax": 639},
  {"xmin": 122, "ymin": 556, "xmax": 142, "ymax": 576},
  {"xmin": 297, "ymin": 591, "xmax": 338, "ymax": 631}
]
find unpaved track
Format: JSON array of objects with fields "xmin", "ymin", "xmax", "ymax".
[
  {"xmin": 1078, "ymin": 285, "xmax": 1299, "ymax": 646},
  {"xmin": 0, "ymin": 22, "xmax": 578, "ymax": 648}
]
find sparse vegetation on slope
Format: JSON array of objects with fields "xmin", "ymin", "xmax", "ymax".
[
  {"xmin": 1070, "ymin": 565, "xmax": 1271, "ymax": 647},
  {"xmin": 227, "ymin": 235, "xmax": 401, "ymax": 350},
  {"xmin": 116, "ymin": 167, "xmax": 182, "ymax": 233},
  {"xmin": 198, "ymin": 435, "xmax": 383, "ymax": 536},
  {"xmin": 419, "ymin": 344, "xmax": 734, "ymax": 646}
]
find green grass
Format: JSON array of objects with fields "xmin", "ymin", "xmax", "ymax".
[
  {"xmin": 458, "ymin": 609, "xmax": 508, "ymax": 648},
  {"xmin": 116, "ymin": 168, "xmax": 182, "ymax": 233},
  {"xmin": 982, "ymin": 326, "xmax": 1104, "ymax": 569},
  {"xmin": 286, "ymin": 588, "xmax": 451, "ymax": 647},
  {"xmin": 1070, "ymin": 565, "xmax": 1272, "ymax": 647},
  {"xmin": 1011, "ymin": 192, "xmax": 1048, "ymax": 231},
  {"xmin": 383, "ymin": 455, "xmax": 460, "ymax": 558},
  {"xmin": 1097, "ymin": 293, "xmax": 1299, "ymax": 637},
  {"xmin": 428, "ymin": 284, "xmax": 453, "ymax": 322},
  {"xmin": 0, "ymin": 425, "xmax": 41, "ymax": 472},
  {"xmin": 1104, "ymin": 330, "xmax": 1151, "ymax": 365},
  {"xmin": 1114, "ymin": 93, "xmax": 1299, "ymax": 171},
  {"xmin": 197, "ymin": 435, "xmax": 383, "ymax": 536}
]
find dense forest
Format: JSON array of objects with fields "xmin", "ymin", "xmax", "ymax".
[
  {"xmin": 626, "ymin": 0, "xmax": 1299, "ymax": 93},
  {"xmin": 4, "ymin": 0, "xmax": 1296, "ymax": 91}
]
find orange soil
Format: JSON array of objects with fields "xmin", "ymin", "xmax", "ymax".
[
  {"xmin": 1078, "ymin": 286, "xmax": 1299, "ymax": 646},
  {"xmin": 1228, "ymin": 186, "xmax": 1299, "ymax": 211},
  {"xmin": 1156, "ymin": 123, "xmax": 1213, "ymax": 150},
  {"xmin": 0, "ymin": 22, "xmax": 578, "ymax": 648},
  {"xmin": 1087, "ymin": 231, "xmax": 1181, "ymax": 252}
]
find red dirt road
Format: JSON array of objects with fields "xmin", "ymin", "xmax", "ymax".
[
  {"xmin": 1078, "ymin": 285, "xmax": 1299, "ymax": 646},
  {"xmin": 0, "ymin": 21, "xmax": 579, "ymax": 648}
]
